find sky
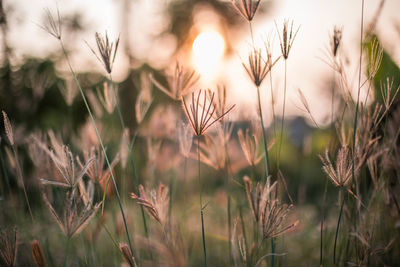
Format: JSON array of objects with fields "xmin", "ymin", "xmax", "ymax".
[{"xmin": 3, "ymin": 0, "xmax": 400, "ymax": 126}]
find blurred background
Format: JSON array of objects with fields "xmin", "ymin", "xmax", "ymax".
[{"xmin": 2, "ymin": 0, "xmax": 400, "ymax": 123}]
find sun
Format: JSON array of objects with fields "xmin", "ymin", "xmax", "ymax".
[{"xmin": 192, "ymin": 31, "xmax": 225, "ymax": 79}]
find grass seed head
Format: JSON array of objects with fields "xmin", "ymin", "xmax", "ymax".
[
  {"xmin": 88, "ymin": 31, "xmax": 120, "ymax": 74},
  {"xmin": 150, "ymin": 62, "xmax": 199, "ymax": 101},
  {"xmin": 40, "ymin": 8, "xmax": 61, "ymax": 40},
  {"xmin": 276, "ymin": 19, "xmax": 299, "ymax": 60},
  {"xmin": 30, "ymin": 240, "xmax": 46, "ymax": 267},
  {"xmin": 2, "ymin": 111, "xmax": 14, "ymax": 146},
  {"xmin": 0, "ymin": 227, "xmax": 17, "ymax": 267},
  {"xmin": 181, "ymin": 90, "xmax": 235, "ymax": 136},
  {"xmin": 238, "ymin": 127, "xmax": 264, "ymax": 166},
  {"xmin": 131, "ymin": 184, "xmax": 169, "ymax": 225},
  {"xmin": 119, "ymin": 243, "xmax": 135, "ymax": 267},
  {"xmin": 261, "ymin": 200, "xmax": 298, "ymax": 239},
  {"xmin": 231, "ymin": 0, "xmax": 261, "ymax": 22},
  {"xmin": 331, "ymin": 26, "xmax": 342, "ymax": 57}
]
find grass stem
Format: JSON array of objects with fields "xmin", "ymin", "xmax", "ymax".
[
  {"xmin": 59, "ymin": 40, "xmax": 136, "ymax": 265},
  {"xmin": 198, "ymin": 137, "xmax": 208, "ymax": 267}
]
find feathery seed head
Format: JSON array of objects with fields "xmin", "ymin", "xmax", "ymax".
[
  {"xmin": 242, "ymin": 46, "xmax": 278, "ymax": 87},
  {"xmin": 150, "ymin": 62, "xmax": 199, "ymax": 101},
  {"xmin": 130, "ymin": 184, "xmax": 169, "ymax": 225},
  {"xmin": 261, "ymin": 200, "xmax": 298, "ymax": 240},
  {"xmin": 30, "ymin": 240, "xmax": 46, "ymax": 267},
  {"xmin": 178, "ymin": 122, "xmax": 193, "ymax": 158},
  {"xmin": 97, "ymin": 81, "xmax": 118, "ymax": 114},
  {"xmin": 231, "ymin": 0, "xmax": 261, "ymax": 22},
  {"xmin": 243, "ymin": 175, "xmax": 276, "ymax": 222},
  {"xmin": 88, "ymin": 32, "xmax": 120, "ymax": 74},
  {"xmin": 2, "ymin": 111, "xmax": 13, "ymax": 146},
  {"xmin": 41, "ymin": 145, "xmax": 94, "ymax": 189},
  {"xmin": 182, "ymin": 90, "xmax": 235, "ymax": 136},
  {"xmin": 0, "ymin": 227, "xmax": 17, "ymax": 267},
  {"xmin": 320, "ymin": 146, "xmax": 353, "ymax": 187},
  {"xmin": 40, "ymin": 8, "xmax": 61, "ymax": 40},
  {"xmin": 42, "ymin": 190, "xmax": 101, "ymax": 238},
  {"xmin": 331, "ymin": 26, "xmax": 342, "ymax": 57},
  {"xmin": 238, "ymin": 127, "xmax": 264, "ymax": 166},
  {"xmin": 276, "ymin": 19, "xmax": 299, "ymax": 60},
  {"xmin": 119, "ymin": 243, "xmax": 135, "ymax": 267},
  {"xmin": 77, "ymin": 146, "xmax": 119, "ymax": 195},
  {"xmin": 135, "ymin": 72, "xmax": 153, "ymax": 124}
]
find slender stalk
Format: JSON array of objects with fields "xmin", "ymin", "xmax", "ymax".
[
  {"xmin": 64, "ymin": 237, "xmax": 71, "ymax": 267},
  {"xmin": 0, "ymin": 146, "xmax": 11, "ymax": 194},
  {"xmin": 223, "ymin": 123, "xmax": 233, "ymax": 264},
  {"xmin": 352, "ymin": 0, "xmax": 365, "ymax": 198},
  {"xmin": 269, "ymin": 69, "xmax": 277, "ymax": 140},
  {"xmin": 12, "ymin": 146, "xmax": 34, "ymax": 222},
  {"xmin": 59, "ymin": 41, "xmax": 136, "ymax": 265},
  {"xmin": 256, "ymin": 86, "xmax": 270, "ymax": 179},
  {"xmin": 351, "ymin": 3, "xmax": 364, "ymax": 262},
  {"xmin": 249, "ymin": 22, "xmax": 255, "ymax": 47},
  {"xmin": 129, "ymin": 132, "xmax": 151, "ymax": 260},
  {"xmin": 333, "ymin": 189, "xmax": 345, "ymax": 264},
  {"xmin": 331, "ymin": 68, "xmax": 336, "ymax": 127},
  {"xmin": 198, "ymin": 137, "xmax": 207, "ymax": 267},
  {"xmin": 320, "ymin": 177, "xmax": 329, "ymax": 266},
  {"xmin": 277, "ymin": 59, "xmax": 287, "ymax": 171},
  {"xmin": 108, "ymin": 74, "xmax": 125, "ymax": 130}
]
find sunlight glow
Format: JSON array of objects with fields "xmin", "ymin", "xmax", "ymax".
[{"xmin": 192, "ymin": 31, "xmax": 225, "ymax": 79}]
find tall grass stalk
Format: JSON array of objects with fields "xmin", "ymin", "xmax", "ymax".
[
  {"xmin": 333, "ymin": 188, "xmax": 345, "ymax": 264},
  {"xmin": 58, "ymin": 41, "xmax": 136, "ymax": 265},
  {"xmin": 223, "ymin": 128, "xmax": 233, "ymax": 264},
  {"xmin": 351, "ymin": 2, "xmax": 365, "ymax": 262},
  {"xmin": 269, "ymin": 69, "xmax": 277, "ymax": 140},
  {"xmin": 198, "ymin": 137, "xmax": 207, "ymax": 267},
  {"xmin": 277, "ymin": 59, "xmax": 287, "ymax": 171},
  {"xmin": 108, "ymin": 74, "xmax": 126, "ymax": 130},
  {"xmin": 12, "ymin": 145, "xmax": 34, "ymax": 222},
  {"xmin": 0, "ymin": 145, "xmax": 11, "ymax": 195},
  {"xmin": 320, "ymin": 177, "xmax": 329, "ymax": 266},
  {"xmin": 248, "ymin": 19, "xmax": 274, "ymax": 267},
  {"xmin": 352, "ymin": 0, "xmax": 365, "ymax": 200}
]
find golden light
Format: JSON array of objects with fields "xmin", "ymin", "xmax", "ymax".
[{"xmin": 192, "ymin": 31, "xmax": 225, "ymax": 79}]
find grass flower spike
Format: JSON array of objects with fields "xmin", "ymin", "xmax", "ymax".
[
  {"xmin": 182, "ymin": 90, "xmax": 235, "ymax": 136},
  {"xmin": 150, "ymin": 62, "xmax": 199, "ymax": 100},
  {"xmin": 88, "ymin": 32, "xmax": 120, "ymax": 74},
  {"xmin": 130, "ymin": 184, "xmax": 169, "ymax": 225},
  {"xmin": 231, "ymin": 0, "xmax": 261, "ymax": 22}
]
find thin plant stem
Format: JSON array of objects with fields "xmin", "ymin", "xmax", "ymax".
[
  {"xmin": 351, "ymin": 3, "xmax": 364, "ymax": 262},
  {"xmin": 64, "ymin": 237, "xmax": 71, "ymax": 267},
  {"xmin": 59, "ymin": 41, "xmax": 136, "ymax": 265},
  {"xmin": 352, "ymin": 0, "xmax": 365, "ymax": 196},
  {"xmin": 256, "ymin": 84, "xmax": 275, "ymax": 265},
  {"xmin": 12, "ymin": 146, "xmax": 34, "ymax": 222},
  {"xmin": 249, "ymin": 22, "xmax": 255, "ymax": 47},
  {"xmin": 269, "ymin": 69, "xmax": 277, "ymax": 140},
  {"xmin": 129, "ymin": 130, "xmax": 151, "ymax": 244},
  {"xmin": 198, "ymin": 137, "xmax": 207, "ymax": 267},
  {"xmin": 256, "ymin": 85, "xmax": 270, "ymax": 179},
  {"xmin": 223, "ymin": 123, "xmax": 233, "ymax": 264},
  {"xmin": 331, "ymin": 68, "xmax": 336, "ymax": 127},
  {"xmin": 0, "ymin": 145, "xmax": 11, "ymax": 196},
  {"xmin": 320, "ymin": 177, "xmax": 329, "ymax": 266},
  {"xmin": 277, "ymin": 59, "xmax": 287, "ymax": 171},
  {"xmin": 333, "ymin": 188, "xmax": 345, "ymax": 264},
  {"xmin": 109, "ymin": 74, "xmax": 126, "ymax": 130}
]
